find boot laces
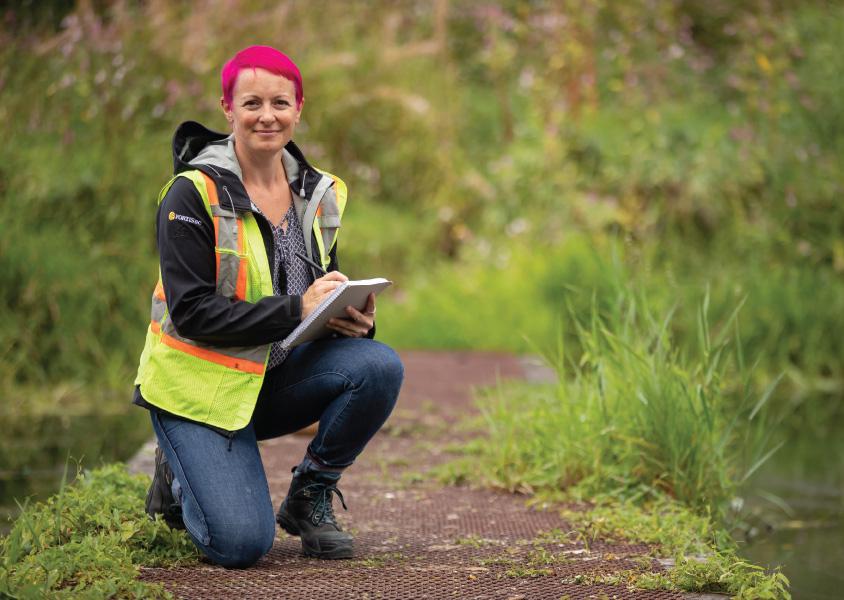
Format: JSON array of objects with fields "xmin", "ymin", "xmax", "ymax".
[{"xmin": 303, "ymin": 482, "xmax": 348, "ymax": 527}]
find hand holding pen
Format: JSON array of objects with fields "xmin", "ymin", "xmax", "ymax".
[{"xmin": 296, "ymin": 252, "xmax": 376, "ymax": 336}]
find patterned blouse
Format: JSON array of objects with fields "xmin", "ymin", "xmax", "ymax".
[{"xmin": 254, "ymin": 202, "xmax": 314, "ymax": 370}]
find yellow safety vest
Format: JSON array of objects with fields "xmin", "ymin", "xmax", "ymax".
[{"xmin": 134, "ymin": 168, "xmax": 347, "ymax": 430}]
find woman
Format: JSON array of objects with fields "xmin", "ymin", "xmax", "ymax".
[{"xmin": 134, "ymin": 45, "xmax": 404, "ymax": 568}]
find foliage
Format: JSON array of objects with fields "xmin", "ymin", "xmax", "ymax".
[
  {"xmin": 378, "ymin": 233, "xmax": 621, "ymax": 353},
  {"xmin": 566, "ymin": 551, "xmax": 790, "ymax": 599},
  {"xmin": 2, "ymin": 0, "xmax": 842, "ymax": 388},
  {"xmin": 2, "ymin": 0, "xmax": 843, "ymax": 556},
  {"xmin": 435, "ymin": 292, "xmax": 778, "ymax": 518},
  {"xmin": 378, "ymin": 225, "xmax": 844, "ymax": 436},
  {"xmin": 479, "ymin": 496, "xmax": 790, "ymax": 598},
  {"xmin": 0, "ymin": 464, "xmax": 199, "ymax": 599},
  {"xmin": 554, "ymin": 498, "xmax": 721, "ymax": 558},
  {"xmin": 633, "ymin": 553, "xmax": 791, "ymax": 600},
  {"xmin": 558, "ymin": 498, "xmax": 790, "ymax": 598}
]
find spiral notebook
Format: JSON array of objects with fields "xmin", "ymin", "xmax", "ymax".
[{"xmin": 280, "ymin": 278, "xmax": 392, "ymax": 350}]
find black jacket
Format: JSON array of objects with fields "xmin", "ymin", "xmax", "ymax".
[
  {"xmin": 154, "ymin": 121, "xmax": 343, "ymax": 346},
  {"xmin": 135, "ymin": 121, "xmax": 369, "ymax": 410}
]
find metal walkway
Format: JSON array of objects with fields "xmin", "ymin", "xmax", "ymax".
[{"xmin": 133, "ymin": 351, "xmax": 710, "ymax": 599}]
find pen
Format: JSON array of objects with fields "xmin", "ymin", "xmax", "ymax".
[{"xmin": 295, "ymin": 252, "xmax": 327, "ymax": 276}]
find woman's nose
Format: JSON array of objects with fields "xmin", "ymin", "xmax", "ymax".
[{"xmin": 259, "ymin": 104, "xmax": 275, "ymax": 122}]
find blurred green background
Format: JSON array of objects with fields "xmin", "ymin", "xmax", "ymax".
[{"xmin": 1, "ymin": 1, "xmax": 842, "ymax": 597}]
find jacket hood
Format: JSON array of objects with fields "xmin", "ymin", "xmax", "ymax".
[
  {"xmin": 170, "ymin": 121, "xmax": 321, "ymax": 202},
  {"xmin": 168, "ymin": 120, "xmax": 344, "ymax": 275}
]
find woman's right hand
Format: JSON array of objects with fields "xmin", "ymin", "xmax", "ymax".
[{"xmin": 301, "ymin": 271, "xmax": 348, "ymax": 319}]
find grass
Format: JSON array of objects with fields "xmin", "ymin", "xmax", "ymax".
[
  {"xmin": 431, "ymin": 291, "xmax": 791, "ymax": 598},
  {"xmin": 376, "ymin": 230, "xmax": 844, "ymax": 444},
  {"xmin": 1, "ymin": 3, "xmax": 840, "ymax": 596},
  {"xmin": 435, "ymin": 290, "xmax": 777, "ymax": 519},
  {"xmin": 469, "ymin": 498, "xmax": 789, "ymax": 598},
  {"xmin": 563, "ymin": 552, "xmax": 790, "ymax": 599},
  {"xmin": 0, "ymin": 464, "xmax": 198, "ymax": 599},
  {"xmin": 377, "ymin": 233, "xmax": 621, "ymax": 355}
]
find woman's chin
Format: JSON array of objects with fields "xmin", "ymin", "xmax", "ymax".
[{"xmin": 246, "ymin": 140, "xmax": 287, "ymax": 154}]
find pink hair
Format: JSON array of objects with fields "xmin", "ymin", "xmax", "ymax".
[{"xmin": 221, "ymin": 45, "xmax": 303, "ymax": 108}]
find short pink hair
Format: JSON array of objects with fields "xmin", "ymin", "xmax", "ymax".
[{"xmin": 221, "ymin": 45, "xmax": 303, "ymax": 108}]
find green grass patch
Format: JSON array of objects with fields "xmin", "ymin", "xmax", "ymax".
[
  {"xmin": 434, "ymin": 292, "xmax": 791, "ymax": 597},
  {"xmin": 347, "ymin": 552, "xmax": 406, "ymax": 568},
  {"xmin": 435, "ymin": 291, "xmax": 775, "ymax": 518},
  {"xmin": 475, "ymin": 498, "xmax": 789, "ymax": 598},
  {"xmin": 0, "ymin": 464, "xmax": 199, "ymax": 599},
  {"xmin": 377, "ymin": 233, "xmax": 622, "ymax": 354}
]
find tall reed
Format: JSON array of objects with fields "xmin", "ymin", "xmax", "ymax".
[{"xmin": 461, "ymin": 291, "xmax": 778, "ymax": 517}]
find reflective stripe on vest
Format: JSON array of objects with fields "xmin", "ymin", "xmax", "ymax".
[
  {"xmin": 149, "ymin": 173, "xmax": 265, "ymax": 376},
  {"xmin": 207, "ymin": 179, "xmax": 248, "ymax": 301},
  {"xmin": 312, "ymin": 169, "xmax": 348, "ymax": 270}
]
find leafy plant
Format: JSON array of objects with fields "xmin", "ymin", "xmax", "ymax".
[{"xmin": 0, "ymin": 464, "xmax": 198, "ymax": 599}]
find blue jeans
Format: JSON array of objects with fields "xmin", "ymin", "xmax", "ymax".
[{"xmin": 150, "ymin": 337, "xmax": 403, "ymax": 568}]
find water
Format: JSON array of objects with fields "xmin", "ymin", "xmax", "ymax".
[
  {"xmin": 740, "ymin": 435, "xmax": 844, "ymax": 600},
  {"xmin": 0, "ymin": 410, "xmax": 150, "ymax": 534}
]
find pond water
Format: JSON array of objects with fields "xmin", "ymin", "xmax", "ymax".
[
  {"xmin": 740, "ymin": 435, "xmax": 844, "ymax": 600},
  {"xmin": 0, "ymin": 410, "xmax": 150, "ymax": 534}
]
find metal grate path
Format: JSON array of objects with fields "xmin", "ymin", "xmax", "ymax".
[{"xmin": 136, "ymin": 351, "xmax": 689, "ymax": 599}]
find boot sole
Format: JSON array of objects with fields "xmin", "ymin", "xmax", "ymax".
[
  {"xmin": 302, "ymin": 541, "xmax": 353, "ymax": 560},
  {"xmin": 276, "ymin": 511, "xmax": 353, "ymax": 560}
]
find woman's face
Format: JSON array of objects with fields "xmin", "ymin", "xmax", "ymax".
[{"xmin": 222, "ymin": 68, "xmax": 302, "ymax": 156}]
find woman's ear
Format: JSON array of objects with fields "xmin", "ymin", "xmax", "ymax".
[
  {"xmin": 220, "ymin": 96, "xmax": 234, "ymax": 124},
  {"xmin": 295, "ymin": 97, "xmax": 305, "ymax": 123}
]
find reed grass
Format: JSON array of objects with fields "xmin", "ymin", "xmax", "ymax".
[{"xmin": 438, "ymin": 290, "xmax": 779, "ymax": 519}]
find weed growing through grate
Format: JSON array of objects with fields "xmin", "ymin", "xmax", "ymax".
[
  {"xmin": 478, "ymin": 555, "xmax": 518, "ymax": 567},
  {"xmin": 399, "ymin": 470, "xmax": 426, "ymax": 486},
  {"xmin": 502, "ymin": 565, "xmax": 553, "ymax": 578},
  {"xmin": 453, "ymin": 535, "xmax": 502, "ymax": 548},
  {"xmin": 525, "ymin": 547, "xmax": 573, "ymax": 566},
  {"xmin": 477, "ymin": 545, "xmax": 575, "ymax": 580},
  {"xmin": 555, "ymin": 497, "xmax": 720, "ymax": 557},
  {"xmin": 0, "ymin": 463, "xmax": 199, "ymax": 598},
  {"xmin": 348, "ymin": 552, "xmax": 407, "ymax": 568}
]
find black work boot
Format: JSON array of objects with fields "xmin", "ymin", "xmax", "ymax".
[
  {"xmin": 145, "ymin": 446, "xmax": 185, "ymax": 530},
  {"xmin": 276, "ymin": 469, "xmax": 353, "ymax": 559}
]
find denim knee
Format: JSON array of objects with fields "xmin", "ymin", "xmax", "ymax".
[
  {"xmin": 209, "ymin": 522, "xmax": 274, "ymax": 569},
  {"xmin": 369, "ymin": 342, "xmax": 405, "ymax": 390}
]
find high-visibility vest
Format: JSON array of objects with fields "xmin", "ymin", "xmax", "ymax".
[{"xmin": 134, "ymin": 168, "xmax": 346, "ymax": 431}]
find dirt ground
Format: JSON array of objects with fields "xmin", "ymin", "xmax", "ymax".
[{"xmin": 133, "ymin": 350, "xmax": 718, "ymax": 600}]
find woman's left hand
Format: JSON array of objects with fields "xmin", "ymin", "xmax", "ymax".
[{"xmin": 327, "ymin": 292, "xmax": 376, "ymax": 337}]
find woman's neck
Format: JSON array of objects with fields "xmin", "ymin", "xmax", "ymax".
[{"xmin": 235, "ymin": 145, "xmax": 286, "ymax": 189}]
